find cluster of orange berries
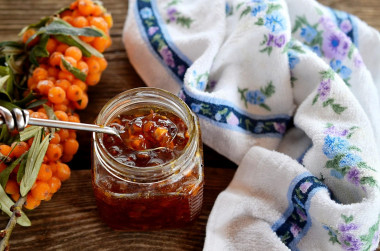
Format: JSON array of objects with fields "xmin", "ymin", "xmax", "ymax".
[{"xmin": 0, "ymin": 0, "xmax": 111, "ymax": 210}]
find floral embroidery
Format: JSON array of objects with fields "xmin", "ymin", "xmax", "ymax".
[
  {"xmin": 312, "ymin": 69, "xmax": 347, "ymax": 115},
  {"xmin": 328, "ymin": 8, "xmax": 359, "ymax": 47},
  {"xmin": 283, "ymin": 39, "xmax": 306, "ymax": 86},
  {"xmin": 330, "ymin": 59, "xmax": 352, "ymax": 86},
  {"xmin": 324, "ymin": 214, "xmax": 380, "ymax": 251},
  {"xmin": 188, "ymin": 70, "xmax": 209, "ymax": 91},
  {"xmin": 165, "ymin": 0, "xmax": 194, "ymax": 28},
  {"xmin": 236, "ymin": 1, "xmax": 287, "ymax": 55},
  {"xmin": 238, "ymin": 81, "xmax": 275, "ymax": 111},
  {"xmin": 273, "ymin": 174, "xmax": 329, "ymax": 249},
  {"xmin": 137, "ymin": 0, "xmax": 190, "ymax": 82},
  {"xmin": 322, "ymin": 123, "xmax": 377, "ymax": 188},
  {"xmin": 182, "ymin": 89, "xmax": 290, "ymax": 136}
]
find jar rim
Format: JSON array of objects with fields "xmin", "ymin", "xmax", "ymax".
[{"xmin": 93, "ymin": 87, "xmax": 199, "ymax": 182}]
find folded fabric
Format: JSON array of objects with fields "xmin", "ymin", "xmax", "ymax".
[{"xmin": 123, "ymin": 0, "xmax": 380, "ymax": 250}]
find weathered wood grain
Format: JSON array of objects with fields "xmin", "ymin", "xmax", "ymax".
[{"xmin": 0, "ymin": 0, "xmax": 379, "ymax": 250}]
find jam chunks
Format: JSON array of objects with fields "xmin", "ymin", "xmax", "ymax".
[{"xmin": 103, "ymin": 109, "xmax": 190, "ymax": 167}]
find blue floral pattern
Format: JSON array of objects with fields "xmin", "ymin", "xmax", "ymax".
[
  {"xmin": 322, "ymin": 123, "xmax": 377, "ymax": 188},
  {"xmin": 238, "ymin": 81, "xmax": 275, "ymax": 111},
  {"xmin": 272, "ymin": 174, "xmax": 329, "ymax": 250},
  {"xmin": 324, "ymin": 214, "xmax": 380, "ymax": 251},
  {"xmin": 136, "ymin": 0, "xmax": 291, "ymax": 138}
]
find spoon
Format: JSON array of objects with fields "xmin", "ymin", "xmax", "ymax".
[{"xmin": 0, "ymin": 107, "xmax": 120, "ymax": 138}]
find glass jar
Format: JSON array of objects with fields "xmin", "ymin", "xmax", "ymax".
[{"xmin": 91, "ymin": 87, "xmax": 204, "ymax": 230}]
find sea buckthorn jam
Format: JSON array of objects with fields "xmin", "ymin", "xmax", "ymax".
[{"xmin": 91, "ymin": 88, "xmax": 203, "ymax": 230}]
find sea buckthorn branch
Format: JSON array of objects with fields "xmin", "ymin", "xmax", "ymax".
[
  {"xmin": 0, "ymin": 0, "xmax": 112, "ymax": 247},
  {"xmin": 0, "ymin": 196, "xmax": 27, "ymax": 251}
]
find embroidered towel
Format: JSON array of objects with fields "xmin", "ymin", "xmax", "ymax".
[{"xmin": 123, "ymin": 0, "xmax": 380, "ymax": 250}]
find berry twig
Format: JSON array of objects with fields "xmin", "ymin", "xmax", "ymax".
[{"xmin": 0, "ymin": 196, "xmax": 27, "ymax": 251}]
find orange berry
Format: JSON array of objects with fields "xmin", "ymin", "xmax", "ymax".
[
  {"xmin": 49, "ymin": 161, "xmax": 58, "ymax": 175},
  {"xmin": 37, "ymin": 80, "xmax": 54, "ymax": 95},
  {"xmin": 10, "ymin": 142, "xmax": 29, "ymax": 158},
  {"xmin": 33, "ymin": 67, "xmax": 48, "ymax": 82},
  {"xmin": 86, "ymin": 72, "xmax": 101, "ymax": 86},
  {"xmin": 27, "ymin": 137, "xmax": 34, "ymax": 147},
  {"xmin": 30, "ymin": 112, "xmax": 48, "ymax": 119},
  {"xmin": 92, "ymin": 5, "xmax": 103, "ymax": 16},
  {"xmin": 68, "ymin": 114, "xmax": 80, "ymax": 123},
  {"xmin": 61, "ymin": 154, "xmax": 74, "ymax": 163},
  {"xmin": 5, "ymin": 180, "xmax": 19, "ymax": 195},
  {"xmin": 55, "ymin": 79, "xmax": 71, "ymax": 91},
  {"xmin": 58, "ymin": 129, "xmax": 70, "ymax": 142},
  {"xmin": 79, "ymin": 35, "xmax": 95, "ymax": 43},
  {"xmin": 77, "ymin": 61, "xmax": 89, "ymax": 74},
  {"xmin": 46, "ymin": 144, "xmax": 62, "ymax": 161},
  {"xmin": 62, "ymin": 16, "xmax": 74, "ymax": 25},
  {"xmin": 103, "ymin": 13, "xmax": 113, "ymax": 28},
  {"xmin": 78, "ymin": 0, "xmax": 94, "ymax": 16},
  {"xmin": 63, "ymin": 139, "xmax": 79, "ymax": 155},
  {"xmin": 37, "ymin": 164, "xmax": 53, "ymax": 182},
  {"xmin": 90, "ymin": 17, "xmax": 108, "ymax": 32},
  {"xmin": 55, "ymin": 162, "xmax": 71, "ymax": 181},
  {"xmin": 56, "ymin": 44, "xmax": 69, "ymax": 54},
  {"xmin": 48, "ymin": 87, "xmax": 66, "ymax": 104},
  {"xmin": 37, "ymin": 107, "xmax": 47, "ymax": 115},
  {"xmin": 11, "ymin": 193, "xmax": 20, "ymax": 202},
  {"xmin": 24, "ymin": 193, "xmax": 41, "ymax": 210},
  {"xmin": 54, "ymin": 111, "xmax": 69, "ymax": 121},
  {"xmin": 74, "ymin": 93, "xmax": 88, "ymax": 109},
  {"xmin": 50, "ymin": 133, "xmax": 61, "ymax": 144},
  {"xmin": 92, "ymin": 36, "xmax": 107, "ymax": 52},
  {"xmin": 65, "ymin": 46, "xmax": 82, "ymax": 61},
  {"xmin": 71, "ymin": 9, "xmax": 81, "ymax": 18},
  {"xmin": 46, "ymin": 38, "xmax": 58, "ymax": 54},
  {"xmin": 86, "ymin": 57, "xmax": 100, "ymax": 74},
  {"xmin": 44, "ymin": 193, "xmax": 53, "ymax": 201},
  {"xmin": 60, "ymin": 56, "xmax": 77, "ymax": 72},
  {"xmin": 47, "ymin": 67, "xmax": 59, "ymax": 78},
  {"xmin": 22, "ymin": 29, "xmax": 36, "ymax": 44},
  {"xmin": 31, "ymin": 181, "xmax": 50, "ymax": 200},
  {"xmin": 72, "ymin": 79, "xmax": 87, "ymax": 91},
  {"xmin": 68, "ymin": 130, "xmax": 77, "ymax": 139},
  {"xmin": 49, "ymin": 52, "xmax": 63, "ymax": 67},
  {"xmin": 53, "ymin": 104, "xmax": 68, "ymax": 112},
  {"xmin": 96, "ymin": 57, "xmax": 108, "ymax": 72},
  {"xmin": 69, "ymin": 0, "xmax": 78, "ymax": 10},
  {"xmin": 27, "ymin": 77, "xmax": 36, "ymax": 89},
  {"xmin": 72, "ymin": 16, "xmax": 88, "ymax": 28},
  {"xmin": 58, "ymin": 71, "xmax": 74, "ymax": 82},
  {"xmin": 47, "ymin": 177, "xmax": 61, "ymax": 193},
  {"xmin": 60, "ymin": 10, "xmax": 72, "ymax": 18},
  {"xmin": 67, "ymin": 85, "xmax": 83, "ymax": 102},
  {"xmin": 0, "ymin": 144, "xmax": 12, "ymax": 158}
]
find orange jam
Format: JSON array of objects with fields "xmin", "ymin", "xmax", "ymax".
[{"xmin": 91, "ymin": 88, "xmax": 203, "ymax": 231}]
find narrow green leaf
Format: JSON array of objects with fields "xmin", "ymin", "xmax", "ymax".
[
  {"xmin": 20, "ymin": 130, "xmax": 50, "ymax": 196},
  {"xmin": 357, "ymin": 161, "xmax": 376, "ymax": 171},
  {"xmin": 312, "ymin": 94, "xmax": 319, "ymax": 105},
  {"xmin": 322, "ymin": 98, "xmax": 334, "ymax": 107},
  {"xmin": 54, "ymin": 35, "xmax": 103, "ymax": 58},
  {"xmin": 29, "ymin": 34, "xmax": 50, "ymax": 66},
  {"xmin": 331, "ymin": 104, "xmax": 347, "ymax": 115},
  {"xmin": 240, "ymin": 6, "xmax": 251, "ymax": 19},
  {"xmin": 0, "ymin": 185, "xmax": 31, "ymax": 226},
  {"xmin": 0, "ymin": 153, "xmax": 26, "ymax": 188},
  {"xmin": 0, "ymin": 99, "xmax": 18, "ymax": 110},
  {"xmin": 61, "ymin": 56, "xmax": 87, "ymax": 81},
  {"xmin": 17, "ymin": 157, "xmax": 27, "ymax": 183},
  {"xmin": 0, "ymin": 75, "xmax": 9, "ymax": 90},
  {"xmin": 19, "ymin": 126, "xmax": 43, "ymax": 142},
  {"xmin": 360, "ymin": 176, "xmax": 377, "ymax": 187},
  {"xmin": 26, "ymin": 99, "xmax": 48, "ymax": 109},
  {"xmin": 13, "ymin": 91, "xmax": 37, "ymax": 107},
  {"xmin": 259, "ymin": 103, "xmax": 271, "ymax": 111},
  {"xmin": 19, "ymin": 17, "xmax": 50, "ymax": 36},
  {"xmin": 43, "ymin": 104, "xmax": 57, "ymax": 120},
  {"xmin": 267, "ymin": 4, "xmax": 282, "ymax": 15},
  {"xmin": 46, "ymin": 19, "xmax": 103, "ymax": 37},
  {"xmin": 255, "ymin": 18, "xmax": 264, "ymax": 26}
]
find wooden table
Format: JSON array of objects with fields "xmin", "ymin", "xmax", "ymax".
[{"xmin": 0, "ymin": 0, "xmax": 379, "ymax": 250}]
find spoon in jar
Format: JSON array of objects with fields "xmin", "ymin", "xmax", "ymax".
[{"xmin": 0, "ymin": 107, "xmax": 121, "ymax": 138}]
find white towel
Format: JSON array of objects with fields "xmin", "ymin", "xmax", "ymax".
[{"xmin": 123, "ymin": 0, "xmax": 380, "ymax": 250}]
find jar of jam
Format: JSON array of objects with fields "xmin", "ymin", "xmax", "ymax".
[{"xmin": 91, "ymin": 87, "xmax": 204, "ymax": 230}]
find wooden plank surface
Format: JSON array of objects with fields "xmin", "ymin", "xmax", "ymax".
[{"xmin": 0, "ymin": 0, "xmax": 379, "ymax": 250}]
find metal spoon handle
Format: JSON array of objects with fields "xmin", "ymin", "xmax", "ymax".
[
  {"xmin": 28, "ymin": 117, "xmax": 118, "ymax": 136},
  {"xmin": 0, "ymin": 106, "xmax": 118, "ymax": 136}
]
